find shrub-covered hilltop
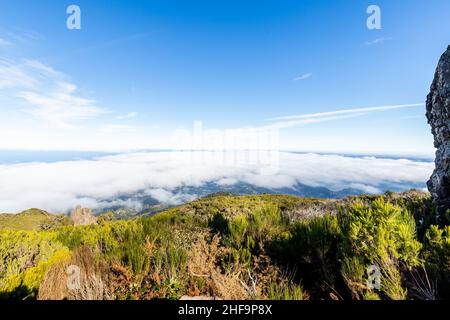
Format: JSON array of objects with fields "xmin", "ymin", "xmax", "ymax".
[{"xmin": 0, "ymin": 190, "xmax": 449, "ymax": 300}]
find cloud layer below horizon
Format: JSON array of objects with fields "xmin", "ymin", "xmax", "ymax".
[{"xmin": 0, "ymin": 151, "xmax": 434, "ymax": 213}]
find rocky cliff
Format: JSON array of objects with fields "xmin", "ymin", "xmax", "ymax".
[
  {"xmin": 71, "ymin": 205, "xmax": 97, "ymax": 226},
  {"xmin": 426, "ymin": 45, "xmax": 450, "ymax": 223}
]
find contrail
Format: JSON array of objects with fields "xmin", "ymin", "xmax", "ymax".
[{"xmin": 270, "ymin": 103, "xmax": 425, "ymax": 121}]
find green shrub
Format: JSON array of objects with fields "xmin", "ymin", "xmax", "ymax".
[
  {"xmin": 226, "ymin": 205, "xmax": 286, "ymax": 249},
  {"xmin": 56, "ymin": 220, "xmax": 142, "ymax": 259},
  {"xmin": 0, "ymin": 193, "xmax": 441, "ymax": 301},
  {"xmin": 148, "ymin": 244, "xmax": 188, "ymax": 298},
  {"xmin": 22, "ymin": 249, "xmax": 71, "ymax": 296},
  {"xmin": 208, "ymin": 213, "xmax": 229, "ymax": 235},
  {"xmin": 338, "ymin": 199, "xmax": 422, "ymax": 299},
  {"xmin": 228, "ymin": 214, "xmax": 249, "ymax": 246},
  {"xmin": 268, "ymin": 280, "xmax": 304, "ymax": 300},
  {"xmin": 272, "ymin": 214, "xmax": 341, "ymax": 298},
  {"xmin": 0, "ymin": 230, "xmax": 70, "ymax": 299},
  {"xmin": 247, "ymin": 205, "xmax": 286, "ymax": 243},
  {"xmin": 122, "ymin": 230, "xmax": 147, "ymax": 275},
  {"xmin": 422, "ymin": 225, "xmax": 450, "ymax": 298}
]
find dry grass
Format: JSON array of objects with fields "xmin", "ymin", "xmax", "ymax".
[
  {"xmin": 38, "ymin": 246, "xmax": 113, "ymax": 300},
  {"xmin": 187, "ymin": 234, "xmax": 249, "ymax": 300}
]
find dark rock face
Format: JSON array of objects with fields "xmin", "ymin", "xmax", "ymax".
[{"xmin": 426, "ymin": 45, "xmax": 450, "ymax": 222}]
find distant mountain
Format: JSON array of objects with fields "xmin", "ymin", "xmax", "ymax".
[{"xmin": 97, "ymin": 181, "xmax": 427, "ymax": 218}]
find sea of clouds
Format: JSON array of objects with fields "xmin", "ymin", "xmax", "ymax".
[{"xmin": 0, "ymin": 151, "xmax": 434, "ymax": 213}]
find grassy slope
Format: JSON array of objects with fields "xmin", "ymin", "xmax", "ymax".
[
  {"xmin": 0, "ymin": 209, "xmax": 70, "ymax": 231},
  {"xmin": 2, "ymin": 190, "xmax": 446, "ymax": 301},
  {"xmin": 0, "ymin": 190, "xmax": 431, "ymax": 231}
]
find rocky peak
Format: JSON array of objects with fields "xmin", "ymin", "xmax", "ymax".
[
  {"xmin": 71, "ymin": 205, "xmax": 97, "ymax": 226},
  {"xmin": 426, "ymin": 45, "xmax": 450, "ymax": 223}
]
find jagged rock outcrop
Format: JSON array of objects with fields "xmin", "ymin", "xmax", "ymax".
[
  {"xmin": 71, "ymin": 205, "xmax": 97, "ymax": 226},
  {"xmin": 426, "ymin": 45, "xmax": 450, "ymax": 223}
]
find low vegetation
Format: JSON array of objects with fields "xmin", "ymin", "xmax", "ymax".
[
  {"xmin": 0, "ymin": 209, "xmax": 70, "ymax": 231},
  {"xmin": 0, "ymin": 191, "xmax": 448, "ymax": 300}
]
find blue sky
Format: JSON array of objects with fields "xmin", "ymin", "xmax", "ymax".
[{"xmin": 0, "ymin": 0, "xmax": 449, "ymax": 155}]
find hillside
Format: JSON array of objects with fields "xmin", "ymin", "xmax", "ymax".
[
  {"xmin": 0, "ymin": 209, "xmax": 70, "ymax": 231},
  {"xmin": 1, "ymin": 190, "xmax": 449, "ymax": 300}
]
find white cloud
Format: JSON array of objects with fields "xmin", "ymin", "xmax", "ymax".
[
  {"xmin": 349, "ymin": 183, "xmax": 381, "ymax": 194},
  {"xmin": 293, "ymin": 73, "xmax": 312, "ymax": 81},
  {"xmin": 18, "ymin": 83, "xmax": 105, "ymax": 128},
  {"xmin": 145, "ymin": 188, "xmax": 197, "ymax": 205},
  {"xmin": 0, "ymin": 59, "xmax": 37, "ymax": 88},
  {"xmin": 116, "ymin": 112, "xmax": 138, "ymax": 120},
  {"xmin": 0, "ymin": 151, "xmax": 433, "ymax": 213},
  {"xmin": 24, "ymin": 59, "xmax": 61, "ymax": 76},
  {"xmin": 0, "ymin": 38, "xmax": 13, "ymax": 47},
  {"xmin": 5, "ymin": 30, "xmax": 44, "ymax": 45},
  {"xmin": 0, "ymin": 58, "xmax": 106, "ymax": 128}
]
